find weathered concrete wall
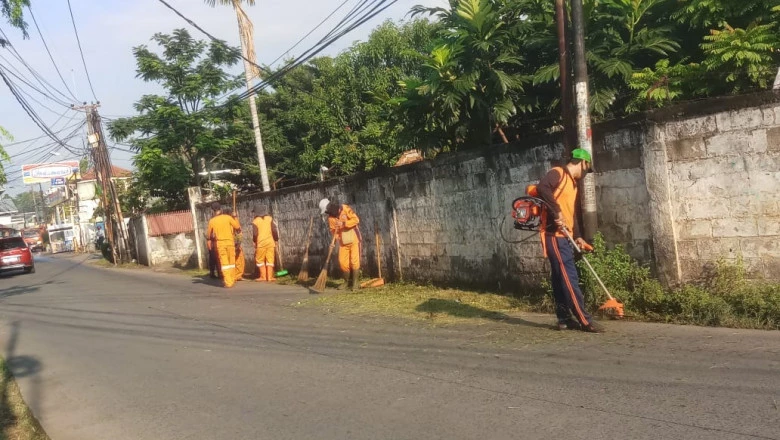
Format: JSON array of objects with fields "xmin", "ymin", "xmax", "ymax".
[
  {"xmin": 149, "ymin": 232, "xmax": 197, "ymax": 268},
  {"xmin": 195, "ymin": 92, "xmax": 780, "ymax": 289},
  {"xmin": 196, "ymin": 125, "xmax": 650, "ymax": 292},
  {"xmin": 662, "ymin": 101, "xmax": 780, "ymax": 281}
]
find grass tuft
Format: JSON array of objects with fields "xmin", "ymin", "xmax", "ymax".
[{"xmin": 0, "ymin": 356, "xmax": 50, "ymax": 440}]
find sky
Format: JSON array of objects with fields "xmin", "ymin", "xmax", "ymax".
[{"xmin": 0, "ymin": 0, "xmax": 447, "ymax": 195}]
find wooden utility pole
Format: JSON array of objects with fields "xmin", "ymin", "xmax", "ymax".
[
  {"xmin": 76, "ymin": 103, "xmax": 131, "ymax": 264},
  {"xmin": 555, "ymin": 0, "xmax": 576, "ymax": 151},
  {"xmin": 571, "ymin": 0, "xmax": 598, "ymax": 241}
]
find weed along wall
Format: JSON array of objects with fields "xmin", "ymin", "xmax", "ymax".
[{"xmin": 194, "ymin": 91, "xmax": 780, "ymax": 290}]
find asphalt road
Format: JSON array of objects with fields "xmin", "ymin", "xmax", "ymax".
[{"xmin": 0, "ymin": 255, "xmax": 778, "ymax": 440}]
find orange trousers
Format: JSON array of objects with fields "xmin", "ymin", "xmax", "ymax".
[
  {"xmin": 235, "ymin": 247, "xmax": 245, "ymax": 281},
  {"xmin": 217, "ymin": 242, "xmax": 237, "ymax": 288},
  {"xmin": 255, "ymin": 245, "xmax": 276, "ymax": 281},
  {"xmin": 338, "ymin": 241, "xmax": 360, "ymax": 273}
]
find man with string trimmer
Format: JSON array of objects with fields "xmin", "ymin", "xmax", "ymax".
[{"xmin": 536, "ymin": 148, "xmax": 605, "ymax": 333}]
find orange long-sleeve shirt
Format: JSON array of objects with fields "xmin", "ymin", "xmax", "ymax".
[
  {"xmin": 328, "ymin": 204, "xmax": 360, "ymax": 244},
  {"xmin": 207, "ymin": 214, "xmax": 241, "ymax": 244}
]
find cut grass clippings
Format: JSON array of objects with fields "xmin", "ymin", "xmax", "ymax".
[
  {"xmin": 0, "ymin": 357, "xmax": 50, "ymax": 440},
  {"xmin": 304, "ymin": 283, "xmax": 536, "ymax": 325}
]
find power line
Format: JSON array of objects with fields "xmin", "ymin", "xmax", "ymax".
[
  {"xmin": 28, "ymin": 7, "xmax": 80, "ymax": 102},
  {"xmin": 0, "ymin": 53, "xmax": 74, "ymax": 108},
  {"xmin": 0, "ymin": 120, "xmax": 84, "ymax": 149},
  {"xmin": 0, "ymin": 27, "xmax": 77, "ymax": 105},
  {"xmin": 66, "ymin": 0, "xmax": 98, "ymax": 101},
  {"xmin": 267, "ymin": 0, "xmax": 354, "ymax": 67},
  {"xmin": 0, "ymin": 65, "xmax": 83, "ymax": 155},
  {"xmin": 234, "ymin": 0, "xmax": 400, "ymax": 101}
]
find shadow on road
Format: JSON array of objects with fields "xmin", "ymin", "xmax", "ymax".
[
  {"xmin": 415, "ymin": 298, "xmax": 552, "ymax": 329},
  {"xmin": 1, "ymin": 321, "xmax": 46, "ymax": 438}
]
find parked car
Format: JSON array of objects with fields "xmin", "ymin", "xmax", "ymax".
[
  {"xmin": 22, "ymin": 228, "xmax": 44, "ymax": 252},
  {"xmin": 0, "ymin": 236, "xmax": 35, "ymax": 274}
]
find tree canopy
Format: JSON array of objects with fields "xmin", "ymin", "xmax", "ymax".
[
  {"xmin": 116, "ymin": 1, "xmax": 780, "ymax": 210},
  {"xmin": 108, "ymin": 29, "xmax": 249, "ymax": 209}
]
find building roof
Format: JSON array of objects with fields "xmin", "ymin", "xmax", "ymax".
[
  {"xmin": 80, "ymin": 165, "xmax": 133, "ymax": 181},
  {"xmin": 0, "ymin": 197, "xmax": 18, "ymax": 214}
]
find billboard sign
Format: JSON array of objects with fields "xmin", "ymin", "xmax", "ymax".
[
  {"xmin": 22, "ymin": 161, "xmax": 79, "ymax": 185},
  {"xmin": 51, "ymin": 177, "xmax": 66, "ymax": 186}
]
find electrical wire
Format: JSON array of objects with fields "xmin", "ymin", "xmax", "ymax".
[
  {"xmin": 234, "ymin": 0, "xmax": 399, "ymax": 101},
  {"xmin": 66, "ymin": 0, "xmax": 98, "ymax": 101},
  {"xmin": 0, "ymin": 27, "xmax": 76, "ymax": 106},
  {"xmin": 28, "ymin": 6, "xmax": 80, "ymax": 101},
  {"xmin": 267, "ymin": 0, "xmax": 354, "ymax": 67},
  {"xmin": 0, "ymin": 53, "xmax": 74, "ymax": 108},
  {"xmin": 0, "ymin": 65, "xmax": 83, "ymax": 156}
]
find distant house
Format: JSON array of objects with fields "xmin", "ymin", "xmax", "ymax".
[
  {"xmin": 74, "ymin": 165, "xmax": 133, "ymax": 223},
  {"xmin": 0, "ymin": 197, "xmax": 19, "ymax": 226}
]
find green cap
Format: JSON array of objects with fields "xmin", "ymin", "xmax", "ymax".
[{"xmin": 572, "ymin": 148, "xmax": 592, "ymax": 163}]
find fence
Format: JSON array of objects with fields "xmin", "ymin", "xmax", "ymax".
[
  {"xmin": 128, "ymin": 210, "xmax": 197, "ymax": 268},
  {"xmin": 146, "ymin": 210, "xmax": 194, "ymax": 236}
]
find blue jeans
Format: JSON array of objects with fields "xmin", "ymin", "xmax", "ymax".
[{"xmin": 545, "ymin": 235, "xmax": 592, "ymax": 326}]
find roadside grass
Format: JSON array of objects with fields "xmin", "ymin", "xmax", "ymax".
[
  {"xmin": 0, "ymin": 357, "xmax": 49, "ymax": 440},
  {"xmin": 303, "ymin": 283, "xmax": 536, "ymax": 325},
  {"xmin": 298, "ymin": 234, "xmax": 779, "ymax": 330}
]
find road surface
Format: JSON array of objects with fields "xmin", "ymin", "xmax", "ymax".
[{"xmin": 1, "ymin": 255, "xmax": 778, "ymax": 440}]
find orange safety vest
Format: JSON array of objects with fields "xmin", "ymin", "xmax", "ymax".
[{"xmin": 540, "ymin": 167, "xmax": 577, "ymax": 256}]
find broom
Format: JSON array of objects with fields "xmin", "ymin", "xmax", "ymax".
[
  {"xmin": 297, "ymin": 217, "xmax": 315, "ymax": 282},
  {"xmin": 360, "ymin": 222, "xmax": 385, "ymax": 288},
  {"xmin": 311, "ymin": 233, "xmax": 338, "ymax": 294},
  {"xmin": 560, "ymin": 227, "xmax": 624, "ymax": 319}
]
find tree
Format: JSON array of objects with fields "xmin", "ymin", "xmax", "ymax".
[
  {"xmin": 394, "ymin": 0, "xmax": 527, "ymax": 152},
  {"xmin": 1, "ymin": 0, "xmax": 29, "ymax": 41},
  {"xmin": 249, "ymin": 19, "xmax": 439, "ymax": 182},
  {"xmin": 108, "ymin": 29, "xmax": 245, "ymax": 209},
  {"xmin": 0, "ymin": 126, "xmax": 11, "ymax": 186},
  {"xmin": 12, "ymin": 190, "xmax": 36, "ymax": 213}
]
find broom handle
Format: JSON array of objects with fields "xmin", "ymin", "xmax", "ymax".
[
  {"xmin": 374, "ymin": 222, "xmax": 382, "ymax": 278},
  {"xmin": 304, "ymin": 217, "xmax": 314, "ymax": 253},
  {"xmin": 560, "ymin": 227, "xmax": 614, "ymax": 301},
  {"xmin": 322, "ymin": 232, "xmax": 338, "ymax": 270}
]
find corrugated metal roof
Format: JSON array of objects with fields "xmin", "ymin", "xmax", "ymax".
[{"xmin": 0, "ymin": 198, "xmax": 19, "ymax": 214}]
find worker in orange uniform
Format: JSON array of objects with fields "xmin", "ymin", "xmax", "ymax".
[
  {"xmin": 537, "ymin": 148, "xmax": 604, "ymax": 333},
  {"xmin": 206, "ymin": 202, "xmax": 241, "ymax": 288},
  {"xmin": 319, "ymin": 198, "xmax": 362, "ymax": 290},
  {"xmin": 224, "ymin": 208, "xmax": 246, "ymax": 281},
  {"xmin": 252, "ymin": 205, "xmax": 279, "ymax": 282}
]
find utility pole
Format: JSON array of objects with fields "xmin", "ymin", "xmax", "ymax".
[
  {"xmin": 571, "ymin": 0, "xmax": 598, "ymax": 241},
  {"xmin": 555, "ymin": 0, "xmax": 576, "ymax": 151},
  {"xmin": 76, "ymin": 103, "xmax": 131, "ymax": 264},
  {"xmin": 231, "ymin": 0, "xmax": 270, "ymax": 192}
]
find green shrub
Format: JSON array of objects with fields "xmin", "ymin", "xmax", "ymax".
[
  {"xmin": 100, "ymin": 242, "xmax": 114, "ymax": 264},
  {"xmin": 572, "ymin": 234, "xmax": 780, "ymax": 329}
]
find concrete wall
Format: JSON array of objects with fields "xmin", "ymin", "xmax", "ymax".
[
  {"xmin": 661, "ymin": 100, "xmax": 780, "ymax": 281},
  {"xmin": 194, "ymin": 92, "xmax": 780, "ymax": 289},
  {"xmin": 128, "ymin": 215, "xmax": 196, "ymax": 268},
  {"xmin": 148, "ymin": 232, "xmax": 197, "ymax": 268},
  {"xmin": 196, "ymin": 123, "xmax": 650, "ymax": 293}
]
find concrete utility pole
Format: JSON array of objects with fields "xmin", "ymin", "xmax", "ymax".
[
  {"xmin": 570, "ymin": 0, "xmax": 598, "ymax": 241},
  {"xmin": 234, "ymin": 0, "xmax": 270, "ymax": 192}
]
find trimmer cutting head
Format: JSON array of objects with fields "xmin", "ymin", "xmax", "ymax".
[{"xmin": 598, "ymin": 298, "xmax": 625, "ymax": 319}]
